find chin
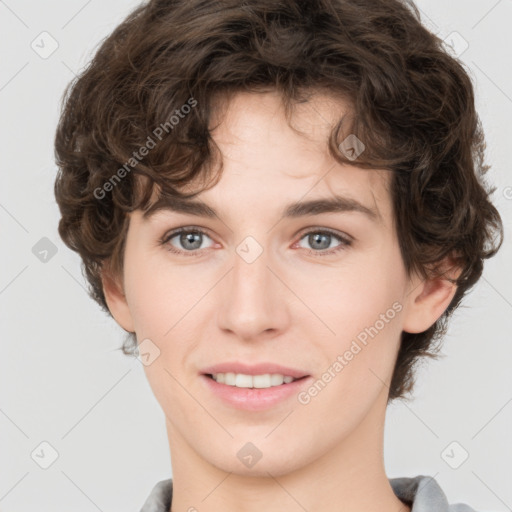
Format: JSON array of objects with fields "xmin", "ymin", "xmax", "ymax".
[
  {"xmin": 202, "ymin": 440, "xmax": 314, "ymax": 479},
  {"xmin": 216, "ymin": 457, "xmax": 298, "ymax": 478}
]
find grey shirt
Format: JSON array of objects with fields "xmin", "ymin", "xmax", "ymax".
[{"xmin": 139, "ymin": 475, "xmax": 478, "ymax": 512}]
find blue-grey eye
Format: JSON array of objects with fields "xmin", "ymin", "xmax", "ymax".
[
  {"xmin": 180, "ymin": 232, "xmax": 203, "ymax": 250},
  {"xmin": 298, "ymin": 231, "xmax": 343, "ymax": 251},
  {"xmin": 165, "ymin": 229, "xmax": 214, "ymax": 252}
]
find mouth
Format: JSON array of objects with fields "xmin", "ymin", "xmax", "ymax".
[
  {"xmin": 205, "ymin": 372, "xmax": 308, "ymax": 389},
  {"xmin": 199, "ymin": 362, "xmax": 312, "ymax": 411}
]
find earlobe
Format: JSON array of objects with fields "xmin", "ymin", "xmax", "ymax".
[
  {"xmin": 402, "ymin": 260, "xmax": 461, "ymax": 334},
  {"xmin": 101, "ymin": 268, "xmax": 135, "ymax": 333}
]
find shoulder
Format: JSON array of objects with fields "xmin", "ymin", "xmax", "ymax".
[
  {"xmin": 139, "ymin": 478, "xmax": 173, "ymax": 512},
  {"xmin": 389, "ymin": 474, "xmax": 479, "ymax": 512}
]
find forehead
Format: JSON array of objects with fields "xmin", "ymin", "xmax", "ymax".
[{"xmin": 145, "ymin": 90, "xmax": 393, "ymax": 226}]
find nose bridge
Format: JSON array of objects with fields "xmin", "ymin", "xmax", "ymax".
[
  {"xmin": 233, "ymin": 236, "xmax": 270, "ymax": 296},
  {"xmin": 216, "ymin": 234, "xmax": 288, "ymax": 339}
]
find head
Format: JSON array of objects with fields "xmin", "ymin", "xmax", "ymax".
[{"xmin": 54, "ymin": 0, "xmax": 502, "ymax": 476}]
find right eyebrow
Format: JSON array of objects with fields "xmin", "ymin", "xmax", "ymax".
[{"xmin": 142, "ymin": 196, "xmax": 218, "ymax": 220}]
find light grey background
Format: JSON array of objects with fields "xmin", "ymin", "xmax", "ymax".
[{"xmin": 1, "ymin": 0, "xmax": 511, "ymax": 510}]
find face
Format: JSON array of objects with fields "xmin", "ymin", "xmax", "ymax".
[{"xmin": 104, "ymin": 90, "xmax": 450, "ymax": 477}]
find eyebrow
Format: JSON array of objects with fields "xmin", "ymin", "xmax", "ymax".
[{"xmin": 142, "ymin": 194, "xmax": 380, "ymax": 222}]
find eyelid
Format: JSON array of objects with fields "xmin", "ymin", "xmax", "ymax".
[
  {"xmin": 296, "ymin": 226, "xmax": 353, "ymax": 243},
  {"xmin": 161, "ymin": 225, "xmax": 214, "ymax": 242}
]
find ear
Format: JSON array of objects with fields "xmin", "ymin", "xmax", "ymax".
[
  {"xmin": 402, "ymin": 256, "xmax": 462, "ymax": 334},
  {"xmin": 101, "ymin": 266, "xmax": 135, "ymax": 333}
]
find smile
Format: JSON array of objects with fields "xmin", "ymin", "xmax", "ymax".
[{"xmin": 208, "ymin": 372, "xmax": 299, "ymax": 388}]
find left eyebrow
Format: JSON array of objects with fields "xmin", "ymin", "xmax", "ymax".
[
  {"xmin": 142, "ymin": 194, "xmax": 380, "ymax": 223},
  {"xmin": 281, "ymin": 195, "xmax": 380, "ymax": 222}
]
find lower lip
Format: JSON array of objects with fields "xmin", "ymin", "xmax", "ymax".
[{"xmin": 200, "ymin": 375, "xmax": 312, "ymax": 411}]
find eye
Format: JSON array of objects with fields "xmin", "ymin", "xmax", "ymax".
[
  {"xmin": 160, "ymin": 226, "xmax": 352, "ymax": 257},
  {"xmin": 161, "ymin": 227, "xmax": 215, "ymax": 256},
  {"xmin": 296, "ymin": 228, "xmax": 352, "ymax": 256}
]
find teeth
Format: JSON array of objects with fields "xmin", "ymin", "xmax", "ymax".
[
  {"xmin": 211, "ymin": 373, "xmax": 298, "ymax": 388},
  {"xmin": 254, "ymin": 374, "xmax": 271, "ymax": 388},
  {"xmin": 235, "ymin": 373, "xmax": 253, "ymax": 388}
]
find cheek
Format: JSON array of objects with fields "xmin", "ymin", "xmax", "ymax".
[
  {"xmin": 124, "ymin": 276, "xmax": 169, "ymax": 339},
  {"xmin": 123, "ymin": 252, "xmax": 207, "ymax": 338},
  {"xmin": 297, "ymin": 249, "xmax": 405, "ymax": 342},
  {"xmin": 290, "ymin": 271, "xmax": 404, "ymax": 437},
  {"xmin": 296, "ymin": 246, "xmax": 406, "ymax": 393}
]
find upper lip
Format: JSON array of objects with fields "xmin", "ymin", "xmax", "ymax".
[{"xmin": 201, "ymin": 362, "xmax": 309, "ymax": 379}]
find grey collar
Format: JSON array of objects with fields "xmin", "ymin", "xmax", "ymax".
[{"xmin": 140, "ymin": 475, "xmax": 476, "ymax": 512}]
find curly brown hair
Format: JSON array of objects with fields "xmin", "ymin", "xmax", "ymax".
[{"xmin": 54, "ymin": 0, "xmax": 503, "ymax": 401}]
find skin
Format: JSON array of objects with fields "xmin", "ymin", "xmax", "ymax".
[{"xmin": 103, "ymin": 90, "xmax": 459, "ymax": 512}]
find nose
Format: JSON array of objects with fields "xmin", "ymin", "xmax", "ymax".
[{"xmin": 216, "ymin": 239, "xmax": 290, "ymax": 341}]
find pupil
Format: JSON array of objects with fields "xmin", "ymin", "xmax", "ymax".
[
  {"xmin": 310, "ymin": 233, "xmax": 329, "ymax": 250},
  {"xmin": 182, "ymin": 232, "xmax": 201, "ymax": 249}
]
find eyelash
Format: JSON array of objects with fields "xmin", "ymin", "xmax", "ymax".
[{"xmin": 160, "ymin": 226, "xmax": 353, "ymax": 258}]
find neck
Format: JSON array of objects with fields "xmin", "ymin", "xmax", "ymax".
[{"xmin": 166, "ymin": 387, "xmax": 410, "ymax": 512}]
